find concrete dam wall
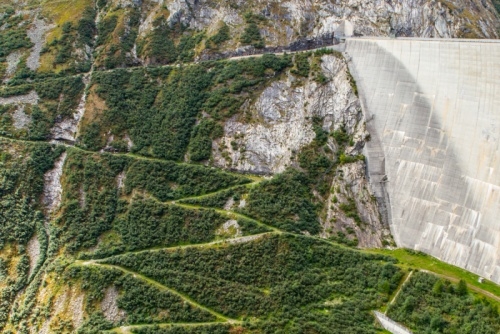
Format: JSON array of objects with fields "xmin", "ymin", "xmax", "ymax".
[{"xmin": 345, "ymin": 38, "xmax": 500, "ymax": 283}]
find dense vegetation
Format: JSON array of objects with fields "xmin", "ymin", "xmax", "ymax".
[
  {"xmin": 0, "ymin": 140, "xmax": 63, "ymax": 330},
  {"xmin": 0, "ymin": 9, "xmax": 33, "ymax": 62},
  {"xmin": 82, "ymin": 54, "xmax": 292, "ymax": 161},
  {"xmin": 139, "ymin": 18, "xmax": 204, "ymax": 65},
  {"xmin": 67, "ymin": 266, "xmax": 217, "ymax": 327},
  {"xmin": 241, "ymin": 170, "xmax": 321, "ymax": 234},
  {"xmin": 131, "ymin": 324, "xmax": 234, "ymax": 334},
  {"xmin": 493, "ymin": 0, "xmax": 500, "ymax": 15},
  {"xmin": 0, "ymin": 75, "xmax": 84, "ymax": 140},
  {"xmin": 124, "ymin": 159, "xmax": 249, "ymax": 201},
  {"xmin": 388, "ymin": 272, "xmax": 500, "ymax": 333},
  {"xmin": 179, "ymin": 185, "xmax": 248, "ymax": 209},
  {"xmin": 0, "ymin": 141, "xmax": 63, "ymax": 248},
  {"xmin": 54, "ymin": 149, "xmax": 250, "ymax": 254},
  {"xmin": 101, "ymin": 234, "xmax": 403, "ymax": 332}
]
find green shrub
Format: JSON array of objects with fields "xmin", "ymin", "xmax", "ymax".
[
  {"xmin": 291, "ymin": 53, "xmax": 311, "ymax": 77},
  {"xmin": 105, "ymin": 234, "xmax": 403, "ymax": 332},
  {"xmin": 242, "ymin": 169, "xmax": 320, "ymax": 234},
  {"xmin": 124, "ymin": 159, "xmax": 250, "ymax": 201},
  {"xmin": 388, "ymin": 272, "xmax": 500, "ymax": 333},
  {"xmin": 338, "ymin": 199, "xmax": 362, "ymax": 225},
  {"xmin": 208, "ymin": 24, "xmax": 231, "ymax": 49},
  {"xmin": 0, "ymin": 12, "xmax": 33, "ymax": 59},
  {"xmin": 241, "ymin": 22, "xmax": 264, "ymax": 49}
]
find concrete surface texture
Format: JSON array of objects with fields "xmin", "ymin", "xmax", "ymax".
[
  {"xmin": 346, "ymin": 38, "xmax": 500, "ymax": 283},
  {"xmin": 374, "ymin": 311, "xmax": 413, "ymax": 334}
]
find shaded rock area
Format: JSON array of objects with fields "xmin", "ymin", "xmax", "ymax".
[
  {"xmin": 324, "ymin": 161, "xmax": 392, "ymax": 248},
  {"xmin": 197, "ymin": 34, "xmax": 338, "ymax": 61}
]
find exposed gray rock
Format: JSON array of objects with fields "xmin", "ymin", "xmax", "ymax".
[
  {"xmin": 5, "ymin": 51, "xmax": 22, "ymax": 79},
  {"xmin": 223, "ymin": 197, "xmax": 235, "ymax": 210},
  {"xmin": 42, "ymin": 152, "xmax": 67, "ymax": 214},
  {"xmin": 217, "ymin": 219, "xmax": 242, "ymax": 237},
  {"xmin": 117, "ymin": 171, "xmax": 126, "ymax": 189},
  {"xmin": 158, "ymin": 0, "xmax": 498, "ymax": 47},
  {"xmin": 101, "ymin": 286, "xmax": 126, "ymax": 322},
  {"xmin": 0, "ymin": 90, "xmax": 39, "ymax": 105},
  {"xmin": 70, "ymin": 288, "xmax": 85, "ymax": 329},
  {"xmin": 26, "ymin": 234, "xmax": 40, "ymax": 278},
  {"xmin": 324, "ymin": 161, "xmax": 392, "ymax": 248},
  {"xmin": 12, "ymin": 105, "xmax": 32, "ymax": 129},
  {"xmin": 26, "ymin": 18, "xmax": 54, "ymax": 71},
  {"xmin": 213, "ymin": 54, "xmax": 360, "ymax": 174}
]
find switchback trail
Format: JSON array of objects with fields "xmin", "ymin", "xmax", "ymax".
[
  {"xmin": 0, "ymin": 135, "xmax": 260, "ymax": 182},
  {"xmin": 75, "ymin": 261, "xmax": 240, "ymax": 324},
  {"xmin": 87, "ymin": 232, "xmax": 276, "ymax": 261}
]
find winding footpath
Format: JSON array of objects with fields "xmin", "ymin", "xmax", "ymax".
[{"xmin": 76, "ymin": 260, "xmax": 239, "ymax": 324}]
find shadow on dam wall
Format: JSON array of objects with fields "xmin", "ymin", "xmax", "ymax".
[{"xmin": 345, "ymin": 38, "xmax": 500, "ymax": 283}]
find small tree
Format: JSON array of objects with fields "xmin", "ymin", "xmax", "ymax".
[{"xmin": 457, "ymin": 279, "xmax": 468, "ymax": 296}]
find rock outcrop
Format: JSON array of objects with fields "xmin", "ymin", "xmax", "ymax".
[
  {"xmin": 42, "ymin": 152, "xmax": 67, "ymax": 214},
  {"xmin": 213, "ymin": 54, "xmax": 360, "ymax": 174},
  {"xmin": 324, "ymin": 161, "xmax": 392, "ymax": 248},
  {"xmin": 213, "ymin": 53, "xmax": 388, "ymax": 247},
  {"xmin": 156, "ymin": 0, "xmax": 498, "ymax": 44}
]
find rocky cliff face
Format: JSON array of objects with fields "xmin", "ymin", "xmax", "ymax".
[
  {"xmin": 76, "ymin": 0, "xmax": 500, "ymax": 68},
  {"xmin": 213, "ymin": 53, "xmax": 391, "ymax": 247},
  {"xmin": 213, "ymin": 54, "xmax": 360, "ymax": 174},
  {"xmin": 159, "ymin": 0, "xmax": 499, "ymax": 43}
]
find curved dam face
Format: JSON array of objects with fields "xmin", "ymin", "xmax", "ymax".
[{"xmin": 346, "ymin": 38, "xmax": 500, "ymax": 283}]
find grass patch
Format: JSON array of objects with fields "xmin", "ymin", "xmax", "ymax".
[{"xmin": 367, "ymin": 248, "xmax": 500, "ymax": 306}]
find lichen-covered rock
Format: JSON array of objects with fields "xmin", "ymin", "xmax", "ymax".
[{"xmin": 101, "ymin": 286, "xmax": 126, "ymax": 323}]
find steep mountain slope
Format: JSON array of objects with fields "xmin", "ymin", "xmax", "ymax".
[{"xmin": 0, "ymin": 0, "xmax": 499, "ymax": 333}]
